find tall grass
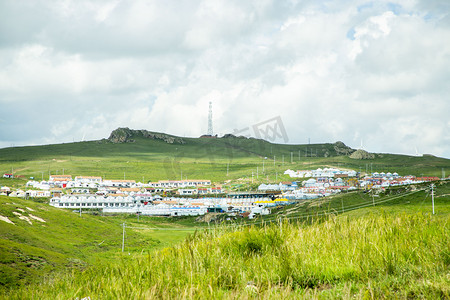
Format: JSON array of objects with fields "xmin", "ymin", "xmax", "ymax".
[{"xmin": 5, "ymin": 212, "xmax": 449, "ymax": 299}]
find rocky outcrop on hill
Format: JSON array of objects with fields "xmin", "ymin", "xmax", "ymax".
[
  {"xmin": 349, "ymin": 149, "xmax": 375, "ymax": 160},
  {"xmin": 333, "ymin": 141, "xmax": 355, "ymax": 156},
  {"xmin": 222, "ymin": 133, "xmax": 251, "ymax": 139},
  {"xmin": 108, "ymin": 128, "xmax": 134, "ymax": 143},
  {"xmin": 108, "ymin": 128, "xmax": 186, "ymax": 144}
]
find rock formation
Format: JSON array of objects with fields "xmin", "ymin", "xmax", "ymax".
[
  {"xmin": 349, "ymin": 149, "xmax": 375, "ymax": 160},
  {"xmin": 108, "ymin": 128, "xmax": 186, "ymax": 144},
  {"xmin": 333, "ymin": 141, "xmax": 355, "ymax": 156}
]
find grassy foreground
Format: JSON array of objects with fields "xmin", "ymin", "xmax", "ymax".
[
  {"xmin": 0, "ymin": 195, "xmax": 201, "ymax": 291},
  {"xmin": 3, "ymin": 210, "xmax": 449, "ymax": 299}
]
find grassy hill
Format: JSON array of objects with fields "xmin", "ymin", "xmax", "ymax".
[
  {"xmin": 0, "ymin": 128, "xmax": 449, "ymax": 184},
  {"xmin": 2, "ymin": 181, "xmax": 449, "ymax": 299},
  {"xmin": 0, "ymin": 195, "xmax": 203, "ymax": 291},
  {"xmin": 1, "ymin": 129, "xmax": 449, "ymax": 298},
  {"xmin": 259, "ymin": 180, "xmax": 450, "ymax": 223}
]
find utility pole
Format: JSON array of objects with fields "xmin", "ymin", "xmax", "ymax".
[
  {"xmin": 262, "ymin": 159, "xmax": 265, "ymax": 173},
  {"xmin": 122, "ymin": 223, "xmax": 126, "ymax": 252},
  {"xmin": 273, "ymin": 156, "xmax": 276, "ymax": 167},
  {"xmin": 431, "ymin": 184, "xmax": 435, "ymax": 214}
]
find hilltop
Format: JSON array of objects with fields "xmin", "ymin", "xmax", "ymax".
[{"xmin": 0, "ymin": 128, "xmax": 449, "ymax": 184}]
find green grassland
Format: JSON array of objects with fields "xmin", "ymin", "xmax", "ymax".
[
  {"xmin": 1, "ymin": 131, "xmax": 449, "ymax": 298},
  {"xmin": 0, "ymin": 132, "xmax": 449, "ymax": 184},
  {"xmin": 0, "ymin": 195, "xmax": 203, "ymax": 290},
  {"xmin": 261, "ymin": 180, "xmax": 450, "ymax": 223},
  {"xmin": 2, "ymin": 181, "xmax": 449, "ymax": 299}
]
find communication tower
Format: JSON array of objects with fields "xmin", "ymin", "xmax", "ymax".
[{"xmin": 207, "ymin": 101, "xmax": 213, "ymax": 136}]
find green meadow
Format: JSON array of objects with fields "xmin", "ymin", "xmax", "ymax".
[
  {"xmin": 1, "ymin": 132, "xmax": 449, "ymax": 298},
  {"xmin": 1, "ymin": 133, "xmax": 449, "ymax": 184},
  {"xmin": 0, "ymin": 195, "xmax": 204, "ymax": 291},
  {"xmin": 1, "ymin": 181, "xmax": 449, "ymax": 299}
]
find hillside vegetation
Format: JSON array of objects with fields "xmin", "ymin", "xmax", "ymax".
[
  {"xmin": 4, "ymin": 206, "xmax": 449, "ymax": 299},
  {"xmin": 0, "ymin": 196, "xmax": 202, "ymax": 290},
  {"xmin": 0, "ymin": 128, "xmax": 449, "ymax": 183},
  {"xmin": 2, "ymin": 181, "xmax": 449, "ymax": 299},
  {"xmin": 1, "ymin": 129, "xmax": 449, "ymax": 299}
]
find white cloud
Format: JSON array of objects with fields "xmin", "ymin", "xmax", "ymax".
[{"xmin": 0, "ymin": 0, "xmax": 449, "ymax": 158}]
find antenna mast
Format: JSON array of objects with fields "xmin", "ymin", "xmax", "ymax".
[{"xmin": 207, "ymin": 101, "xmax": 213, "ymax": 136}]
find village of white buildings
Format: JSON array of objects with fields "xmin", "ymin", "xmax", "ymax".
[{"xmin": 1, "ymin": 168, "xmax": 442, "ymax": 218}]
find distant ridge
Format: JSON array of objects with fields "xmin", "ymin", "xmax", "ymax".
[
  {"xmin": 106, "ymin": 128, "xmax": 360, "ymax": 157},
  {"xmin": 0, "ymin": 127, "xmax": 448, "ymax": 181}
]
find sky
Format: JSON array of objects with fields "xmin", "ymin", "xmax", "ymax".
[{"xmin": 0, "ymin": 0, "xmax": 449, "ymax": 158}]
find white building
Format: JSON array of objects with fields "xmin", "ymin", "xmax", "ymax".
[
  {"xmin": 149, "ymin": 180, "xmax": 211, "ymax": 188},
  {"xmin": 75, "ymin": 176, "xmax": 102, "ymax": 184},
  {"xmin": 26, "ymin": 190, "xmax": 51, "ymax": 198},
  {"xmin": 101, "ymin": 180, "xmax": 136, "ymax": 188},
  {"xmin": 49, "ymin": 193, "xmax": 152, "ymax": 209}
]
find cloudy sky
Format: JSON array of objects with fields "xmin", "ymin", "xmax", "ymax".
[{"xmin": 1, "ymin": 0, "xmax": 449, "ymax": 158}]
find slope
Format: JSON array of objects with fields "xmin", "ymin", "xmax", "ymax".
[
  {"xmin": 0, "ymin": 195, "xmax": 201, "ymax": 290},
  {"xmin": 0, "ymin": 128, "xmax": 449, "ymax": 183},
  {"xmin": 2, "ymin": 183, "xmax": 449, "ymax": 299}
]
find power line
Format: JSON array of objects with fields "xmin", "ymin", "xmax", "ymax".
[{"xmin": 118, "ymin": 187, "xmax": 428, "ymax": 249}]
